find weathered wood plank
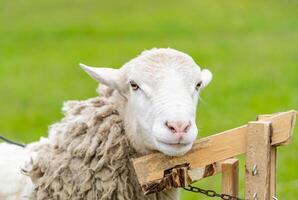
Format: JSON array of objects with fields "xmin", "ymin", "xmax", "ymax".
[
  {"xmin": 133, "ymin": 125, "xmax": 247, "ymax": 187},
  {"xmin": 258, "ymin": 114, "xmax": 277, "ymax": 198},
  {"xmin": 265, "ymin": 111, "xmax": 296, "ymax": 146},
  {"xmin": 245, "ymin": 121, "xmax": 272, "ymax": 200},
  {"xmin": 132, "ymin": 110, "xmax": 296, "ymax": 190},
  {"xmin": 188, "ymin": 161, "xmax": 221, "ymax": 182},
  {"xmin": 140, "ymin": 162, "xmax": 222, "ymax": 195},
  {"xmin": 222, "ymin": 158, "xmax": 239, "ymax": 197}
]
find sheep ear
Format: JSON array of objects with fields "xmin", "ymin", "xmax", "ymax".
[
  {"xmin": 80, "ymin": 63, "xmax": 122, "ymax": 91},
  {"xmin": 201, "ymin": 69, "xmax": 212, "ymax": 89}
]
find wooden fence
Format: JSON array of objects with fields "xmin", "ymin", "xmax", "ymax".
[{"xmin": 132, "ymin": 110, "xmax": 297, "ymax": 199}]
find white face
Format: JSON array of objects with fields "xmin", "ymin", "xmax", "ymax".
[{"xmin": 81, "ymin": 48, "xmax": 212, "ymax": 156}]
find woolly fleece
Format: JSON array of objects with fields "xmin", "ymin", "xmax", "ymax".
[{"xmin": 25, "ymin": 88, "xmax": 167, "ymax": 200}]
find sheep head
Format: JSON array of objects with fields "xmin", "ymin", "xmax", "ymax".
[{"xmin": 80, "ymin": 48, "xmax": 212, "ymax": 156}]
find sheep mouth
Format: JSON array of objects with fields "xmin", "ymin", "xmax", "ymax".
[{"xmin": 156, "ymin": 140, "xmax": 191, "ymax": 148}]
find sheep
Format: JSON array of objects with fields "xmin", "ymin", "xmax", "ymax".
[
  {"xmin": 0, "ymin": 138, "xmax": 48, "ymax": 200},
  {"xmin": 0, "ymin": 48, "xmax": 212, "ymax": 200}
]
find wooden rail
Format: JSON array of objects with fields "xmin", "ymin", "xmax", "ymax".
[{"xmin": 132, "ymin": 110, "xmax": 297, "ymax": 198}]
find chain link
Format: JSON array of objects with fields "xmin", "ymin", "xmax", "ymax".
[{"xmin": 183, "ymin": 185, "xmax": 245, "ymax": 200}]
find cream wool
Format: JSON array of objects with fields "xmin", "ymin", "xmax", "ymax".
[
  {"xmin": 25, "ymin": 88, "xmax": 169, "ymax": 200},
  {"xmin": 1, "ymin": 91, "xmax": 178, "ymax": 200}
]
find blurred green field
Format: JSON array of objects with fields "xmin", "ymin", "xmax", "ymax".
[{"xmin": 0, "ymin": 0, "xmax": 297, "ymax": 199}]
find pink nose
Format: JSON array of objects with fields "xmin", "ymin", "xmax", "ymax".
[{"xmin": 165, "ymin": 121, "xmax": 191, "ymax": 136}]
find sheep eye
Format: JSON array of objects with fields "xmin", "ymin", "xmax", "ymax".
[
  {"xmin": 129, "ymin": 81, "xmax": 139, "ymax": 91},
  {"xmin": 195, "ymin": 81, "xmax": 202, "ymax": 90}
]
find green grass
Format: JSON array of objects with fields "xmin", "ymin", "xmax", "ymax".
[{"xmin": 0, "ymin": 0, "xmax": 297, "ymax": 199}]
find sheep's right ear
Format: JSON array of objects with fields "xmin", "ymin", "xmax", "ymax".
[
  {"xmin": 201, "ymin": 69, "xmax": 213, "ymax": 89},
  {"xmin": 80, "ymin": 63, "xmax": 123, "ymax": 91}
]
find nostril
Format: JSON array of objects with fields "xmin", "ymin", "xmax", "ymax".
[
  {"xmin": 165, "ymin": 121, "xmax": 192, "ymax": 134},
  {"xmin": 184, "ymin": 121, "xmax": 191, "ymax": 132},
  {"xmin": 165, "ymin": 121, "xmax": 177, "ymax": 133}
]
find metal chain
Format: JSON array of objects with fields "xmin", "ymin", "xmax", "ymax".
[
  {"xmin": 183, "ymin": 185, "xmax": 244, "ymax": 200},
  {"xmin": 0, "ymin": 135, "xmax": 26, "ymax": 147}
]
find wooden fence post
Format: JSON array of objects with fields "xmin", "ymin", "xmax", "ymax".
[
  {"xmin": 270, "ymin": 147, "xmax": 277, "ymax": 198},
  {"xmin": 258, "ymin": 114, "xmax": 277, "ymax": 198},
  {"xmin": 245, "ymin": 121, "xmax": 272, "ymax": 200},
  {"xmin": 222, "ymin": 158, "xmax": 239, "ymax": 197}
]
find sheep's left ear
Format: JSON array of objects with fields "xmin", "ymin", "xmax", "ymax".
[
  {"xmin": 80, "ymin": 63, "xmax": 123, "ymax": 92},
  {"xmin": 201, "ymin": 69, "xmax": 213, "ymax": 89}
]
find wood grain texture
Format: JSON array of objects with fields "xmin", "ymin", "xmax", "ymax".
[
  {"xmin": 258, "ymin": 114, "xmax": 277, "ymax": 198},
  {"xmin": 222, "ymin": 158, "xmax": 239, "ymax": 197},
  {"xmin": 258, "ymin": 110, "xmax": 296, "ymax": 145},
  {"xmin": 132, "ymin": 110, "xmax": 296, "ymax": 190},
  {"xmin": 245, "ymin": 121, "xmax": 271, "ymax": 200},
  {"xmin": 133, "ymin": 125, "xmax": 247, "ymax": 187}
]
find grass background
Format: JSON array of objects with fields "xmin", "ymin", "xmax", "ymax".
[{"xmin": 0, "ymin": 0, "xmax": 297, "ymax": 199}]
